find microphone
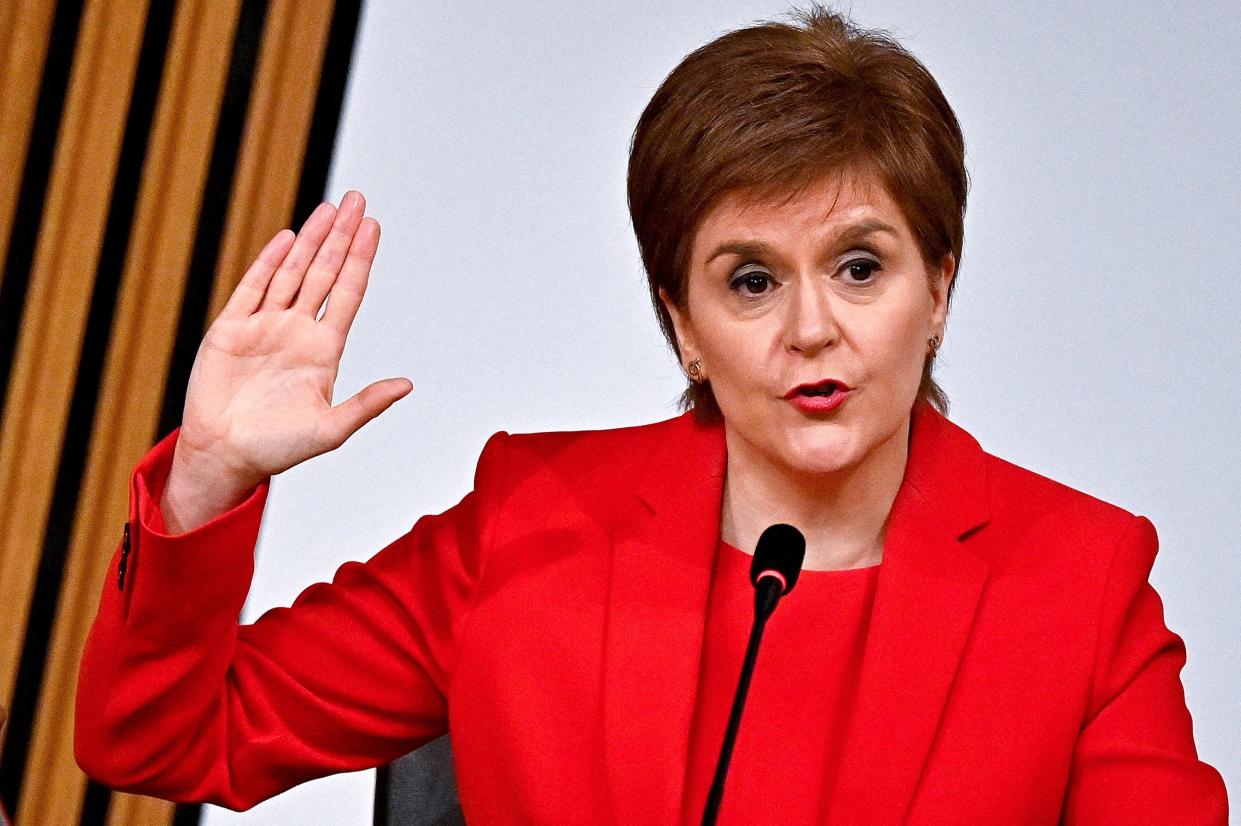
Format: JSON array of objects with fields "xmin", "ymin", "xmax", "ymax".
[{"xmin": 702, "ymin": 524, "xmax": 806, "ymax": 826}]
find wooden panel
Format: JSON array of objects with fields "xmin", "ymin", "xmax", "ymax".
[
  {"xmin": 105, "ymin": 796, "xmax": 176, "ymax": 826},
  {"xmin": 209, "ymin": 0, "xmax": 337, "ymax": 325},
  {"xmin": 15, "ymin": 1, "xmax": 245, "ymax": 823},
  {"xmin": 0, "ymin": 0, "xmax": 58, "ymax": 288},
  {"xmin": 0, "ymin": 0, "xmax": 149, "ymax": 752}
]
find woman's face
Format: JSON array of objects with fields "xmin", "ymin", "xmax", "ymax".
[{"xmin": 662, "ymin": 170, "xmax": 953, "ymax": 482}]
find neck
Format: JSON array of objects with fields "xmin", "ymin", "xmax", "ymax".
[{"xmin": 720, "ymin": 415, "xmax": 911, "ymax": 570}]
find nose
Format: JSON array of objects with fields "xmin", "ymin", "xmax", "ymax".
[{"xmin": 784, "ymin": 276, "xmax": 839, "ymax": 356}]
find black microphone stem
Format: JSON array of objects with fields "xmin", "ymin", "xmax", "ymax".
[{"xmin": 701, "ymin": 578, "xmax": 782, "ymax": 826}]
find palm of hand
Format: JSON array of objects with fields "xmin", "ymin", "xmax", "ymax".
[
  {"xmin": 184, "ymin": 309, "xmax": 344, "ymax": 478},
  {"xmin": 174, "ymin": 192, "xmax": 410, "ymax": 490}
]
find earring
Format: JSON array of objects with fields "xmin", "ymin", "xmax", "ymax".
[
  {"xmin": 928, "ymin": 333, "xmax": 942, "ymax": 358},
  {"xmin": 687, "ymin": 358, "xmax": 704, "ymax": 383}
]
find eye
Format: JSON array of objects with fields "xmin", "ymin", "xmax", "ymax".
[
  {"xmin": 840, "ymin": 257, "xmax": 881, "ymax": 286},
  {"xmin": 729, "ymin": 266, "xmax": 775, "ymax": 296}
]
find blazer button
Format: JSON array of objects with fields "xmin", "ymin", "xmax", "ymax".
[{"xmin": 117, "ymin": 521, "xmax": 131, "ymax": 591}]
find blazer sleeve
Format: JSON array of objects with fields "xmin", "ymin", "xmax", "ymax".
[
  {"xmin": 1060, "ymin": 515, "xmax": 1229, "ymax": 824},
  {"xmin": 74, "ymin": 425, "xmax": 510, "ymax": 811}
]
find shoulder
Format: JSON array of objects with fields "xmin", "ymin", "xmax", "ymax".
[
  {"xmin": 472, "ymin": 411, "xmax": 692, "ymax": 498},
  {"xmin": 981, "ymin": 448, "xmax": 1137, "ymax": 530},
  {"xmin": 918, "ymin": 404, "xmax": 1142, "ymax": 545},
  {"xmin": 968, "ymin": 436, "xmax": 1152, "ymax": 585},
  {"xmin": 503, "ymin": 412, "xmax": 684, "ymax": 462}
]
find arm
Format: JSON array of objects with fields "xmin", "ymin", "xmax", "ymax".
[
  {"xmin": 1060, "ymin": 515, "xmax": 1229, "ymax": 824},
  {"xmin": 75, "ymin": 425, "xmax": 509, "ymax": 811}
]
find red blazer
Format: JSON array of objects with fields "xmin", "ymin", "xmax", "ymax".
[{"xmin": 75, "ymin": 401, "xmax": 1229, "ymax": 823}]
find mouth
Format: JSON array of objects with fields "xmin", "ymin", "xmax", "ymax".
[
  {"xmin": 784, "ymin": 379, "xmax": 854, "ymax": 414},
  {"xmin": 784, "ymin": 379, "xmax": 852, "ymax": 399}
]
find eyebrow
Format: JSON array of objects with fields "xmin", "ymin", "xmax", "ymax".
[{"xmin": 703, "ymin": 218, "xmax": 900, "ymax": 266}]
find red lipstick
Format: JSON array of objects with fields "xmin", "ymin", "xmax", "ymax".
[{"xmin": 785, "ymin": 379, "xmax": 852, "ymax": 414}]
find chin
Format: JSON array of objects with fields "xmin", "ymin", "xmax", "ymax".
[{"xmin": 780, "ymin": 428, "xmax": 862, "ymax": 477}]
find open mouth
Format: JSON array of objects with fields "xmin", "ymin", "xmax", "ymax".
[
  {"xmin": 798, "ymin": 382, "xmax": 839, "ymax": 397},
  {"xmin": 785, "ymin": 380, "xmax": 853, "ymax": 411},
  {"xmin": 787, "ymin": 379, "xmax": 850, "ymax": 398}
]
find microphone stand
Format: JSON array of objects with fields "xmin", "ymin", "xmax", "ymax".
[{"xmin": 701, "ymin": 576, "xmax": 785, "ymax": 826}]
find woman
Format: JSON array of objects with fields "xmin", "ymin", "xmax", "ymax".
[{"xmin": 75, "ymin": 7, "xmax": 1228, "ymax": 823}]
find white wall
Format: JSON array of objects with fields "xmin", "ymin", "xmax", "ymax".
[{"xmin": 205, "ymin": 1, "xmax": 1241, "ymax": 822}]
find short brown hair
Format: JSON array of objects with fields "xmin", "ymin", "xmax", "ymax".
[{"xmin": 627, "ymin": 4, "xmax": 968, "ymax": 421}]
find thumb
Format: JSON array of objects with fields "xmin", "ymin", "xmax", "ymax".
[{"xmin": 324, "ymin": 377, "xmax": 414, "ymax": 448}]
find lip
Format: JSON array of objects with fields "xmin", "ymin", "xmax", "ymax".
[{"xmin": 784, "ymin": 379, "xmax": 853, "ymax": 414}]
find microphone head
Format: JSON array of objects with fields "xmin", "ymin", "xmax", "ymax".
[{"xmin": 750, "ymin": 523, "xmax": 807, "ymax": 595}]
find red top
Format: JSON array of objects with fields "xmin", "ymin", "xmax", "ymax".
[{"xmin": 681, "ymin": 540, "xmax": 881, "ymax": 824}]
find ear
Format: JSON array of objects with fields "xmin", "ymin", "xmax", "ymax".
[
  {"xmin": 929, "ymin": 252, "xmax": 955, "ymax": 330},
  {"xmin": 658, "ymin": 287, "xmax": 698, "ymax": 362}
]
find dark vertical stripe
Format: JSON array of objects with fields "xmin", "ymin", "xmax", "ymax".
[
  {"xmin": 157, "ymin": 0, "xmax": 270, "ymax": 440},
  {"xmin": 292, "ymin": 0, "xmax": 365, "ymax": 227},
  {"xmin": 0, "ymin": 0, "xmax": 179, "ymax": 817},
  {"xmin": 373, "ymin": 764, "xmax": 390, "ymax": 826},
  {"xmin": 0, "ymin": 0, "xmax": 85, "ymax": 437},
  {"xmin": 171, "ymin": 798, "xmax": 206, "ymax": 826},
  {"xmin": 78, "ymin": 779, "xmax": 111, "ymax": 826}
]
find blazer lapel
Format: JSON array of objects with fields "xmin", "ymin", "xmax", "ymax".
[
  {"xmin": 601, "ymin": 412, "xmax": 725, "ymax": 825},
  {"xmin": 824, "ymin": 402, "xmax": 992, "ymax": 823}
]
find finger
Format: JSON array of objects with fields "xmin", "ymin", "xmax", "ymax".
[
  {"xmin": 218, "ymin": 229, "xmax": 296, "ymax": 320},
  {"xmin": 320, "ymin": 217, "xmax": 380, "ymax": 336},
  {"xmin": 259, "ymin": 202, "xmax": 337, "ymax": 312},
  {"xmin": 323, "ymin": 378, "xmax": 413, "ymax": 450},
  {"xmin": 294, "ymin": 190, "xmax": 366, "ymax": 317}
]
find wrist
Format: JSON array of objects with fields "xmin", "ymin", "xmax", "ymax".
[{"xmin": 160, "ymin": 437, "xmax": 262, "ymax": 534}]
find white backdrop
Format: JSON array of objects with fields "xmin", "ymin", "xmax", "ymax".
[{"xmin": 204, "ymin": 1, "xmax": 1240, "ymax": 822}]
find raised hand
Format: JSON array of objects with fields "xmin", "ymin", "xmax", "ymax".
[{"xmin": 162, "ymin": 191, "xmax": 411, "ymax": 533}]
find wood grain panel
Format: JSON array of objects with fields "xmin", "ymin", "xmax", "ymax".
[
  {"xmin": 209, "ymin": 0, "xmax": 337, "ymax": 326},
  {"xmin": 0, "ymin": 0, "xmax": 58, "ymax": 290},
  {"xmin": 0, "ymin": 0, "xmax": 149, "ymax": 753},
  {"xmin": 104, "ymin": 796, "xmax": 176, "ymax": 826},
  {"xmin": 15, "ymin": 1, "xmax": 245, "ymax": 823}
]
